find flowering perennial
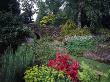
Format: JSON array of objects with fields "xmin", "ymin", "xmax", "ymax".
[{"xmin": 48, "ymin": 52, "xmax": 80, "ymax": 82}]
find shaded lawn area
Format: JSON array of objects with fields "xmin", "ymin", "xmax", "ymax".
[
  {"xmin": 75, "ymin": 57, "xmax": 110, "ymax": 73},
  {"xmin": 72, "ymin": 56, "xmax": 110, "ymax": 82}
]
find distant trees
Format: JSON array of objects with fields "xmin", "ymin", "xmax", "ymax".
[
  {"xmin": 0, "ymin": 0, "xmax": 20, "ymax": 15},
  {"xmin": 36, "ymin": 0, "xmax": 48, "ymax": 21},
  {"xmin": 19, "ymin": 0, "xmax": 36, "ymax": 23},
  {"xmin": 84, "ymin": 0, "xmax": 110, "ymax": 28},
  {"xmin": 63, "ymin": 0, "xmax": 110, "ymax": 28},
  {"xmin": 36, "ymin": 0, "xmax": 110, "ymax": 28},
  {"xmin": 45, "ymin": 0, "xmax": 63, "ymax": 14}
]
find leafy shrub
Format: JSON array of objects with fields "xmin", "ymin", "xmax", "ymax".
[
  {"xmin": 40, "ymin": 14, "xmax": 56, "ymax": 27},
  {"xmin": 1, "ymin": 43, "xmax": 35, "ymax": 82},
  {"xmin": 78, "ymin": 61, "xmax": 97, "ymax": 82},
  {"xmin": 33, "ymin": 37, "xmax": 56, "ymax": 65},
  {"xmin": 61, "ymin": 20, "xmax": 91, "ymax": 36},
  {"xmin": 24, "ymin": 65, "xmax": 69, "ymax": 82},
  {"xmin": 69, "ymin": 27, "xmax": 91, "ymax": 36},
  {"xmin": 48, "ymin": 52, "xmax": 80, "ymax": 82},
  {"xmin": 61, "ymin": 19, "xmax": 77, "ymax": 36},
  {"xmin": 0, "ymin": 11, "xmax": 32, "ymax": 54}
]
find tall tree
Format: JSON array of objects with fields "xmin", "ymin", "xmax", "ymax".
[
  {"xmin": 19, "ymin": 0, "xmax": 36, "ymax": 23},
  {"xmin": 36, "ymin": 0, "xmax": 48, "ymax": 20},
  {"xmin": 61, "ymin": 0, "xmax": 110, "ymax": 27},
  {"xmin": 45, "ymin": 0, "xmax": 63, "ymax": 14},
  {"xmin": 0, "ymin": 0, "xmax": 20, "ymax": 14},
  {"xmin": 84, "ymin": 0, "xmax": 110, "ymax": 27}
]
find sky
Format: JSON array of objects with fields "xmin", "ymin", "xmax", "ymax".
[{"xmin": 32, "ymin": 0, "xmax": 46, "ymax": 21}]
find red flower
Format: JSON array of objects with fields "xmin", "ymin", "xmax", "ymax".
[
  {"xmin": 71, "ymin": 61, "xmax": 79, "ymax": 70},
  {"xmin": 48, "ymin": 59, "xmax": 56, "ymax": 68},
  {"xmin": 48, "ymin": 52, "xmax": 80, "ymax": 82}
]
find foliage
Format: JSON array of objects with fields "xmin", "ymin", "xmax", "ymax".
[
  {"xmin": 69, "ymin": 27, "xmax": 91, "ymax": 36},
  {"xmin": 74, "ymin": 56, "xmax": 110, "ymax": 82},
  {"xmin": 24, "ymin": 65, "xmax": 70, "ymax": 82},
  {"xmin": 78, "ymin": 61, "xmax": 97, "ymax": 82},
  {"xmin": 45, "ymin": 0, "xmax": 63, "ymax": 14},
  {"xmin": 19, "ymin": 0, "xmax": 35, "ymax": 23},
  {"xmin": 40, "ymin": 14, "xmax": 56, "ymax": 27},
  {"xmin": 61, "ymin": 20, "xmax": 77, "ymax": 36},
  {"xmin": 48, "ymin": 52, "xmax": 80, "ymax": 82},
  {"xmin": 1, "ymin": 37, "xmax": 57, "ymax": 82},
  {"xmin": 98, "ymin": 28, "xmax": 110, "ymax": 36},
  {"xmin": 84, "ymin": 0, "xmax": 110, "ymax": 27},
  {"xmin": 33, "ymin": 37, "xmax": 56, "ymax": 65},
  {"xmin": 36, "ymin": 0, "xmax": 48, "ymax": 22},
  {"xmin": 36, "ymin": 0, "xmax": 110, "ymax": 27},
  {"xmin": 54, "ymin": 12, "xmax": 68, "ymax": 26},
  {"xmin": 1, "ymin": 43, "xmax": 35, "ymax": 82},
  {"xmin": 0, "ymin": 11, "xmax": 32, "ymax": 53},
  {"xmin": 0, "ymin": 0, "xmax": 20, "ymax": 14},
  {"xmin": 61, "ymin": 20, "xmax": 91, "ymax": 36},
  {"xmin": 60, "ymin": 0, "xmax": 110, "ymax": 27},
  {"xmin": 65, "ymin": 36, "xmax": 97, "ymax": 56}
]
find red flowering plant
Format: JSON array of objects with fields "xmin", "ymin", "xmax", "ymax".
[{"xmin": 48, "ymin": 52, "xmax": 80, "ymax": 82}]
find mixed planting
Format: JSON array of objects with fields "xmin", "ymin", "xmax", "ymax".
[{"xmin": 0, "ymin": 0, "xmax": 110, "ymax": 82}]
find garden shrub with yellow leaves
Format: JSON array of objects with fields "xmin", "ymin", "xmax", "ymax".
[
  {"xmin": 40, "ymin": 14, "xmax": 56, "ymax": 27},
  {"xmin": 69, "ymin": 27, "xmax": 91, "ymax": 36},
  {"xmin": 24, "ymin": 65, "xmax": 71, "ymax": 82},
  {"xmin": 61, "ymin": 19, "xmax": 77, "ymax": 36},
  {"xmin": 61, "ymin": 20, "xmax": 91, "ymax": 36}
]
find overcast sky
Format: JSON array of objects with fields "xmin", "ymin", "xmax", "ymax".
[
  {"xmin": 20, "ymin": 0, "xmax": 45, "ymax": 21},
  {"xmin": 33, "ymin": 0, "xmax": 46, "ymax": 21}
]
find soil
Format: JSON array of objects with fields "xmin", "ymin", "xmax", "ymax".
[{"xmin": 84, "ymin": 42, "xmax": 110, "ymax": 64}]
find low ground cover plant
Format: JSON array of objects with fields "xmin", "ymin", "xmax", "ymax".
[
  {"xmin": 24, "ymin": 65, "xmax": 69, "ymax": 82},
  {"xmin": 65, "ymin": 36, "xmax": 97, "ymax": 56}
]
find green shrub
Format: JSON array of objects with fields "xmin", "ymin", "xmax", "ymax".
[
  {"xmin": 24, "ymin": 65, "xmax": 70, "ymax": 82},
  {"xmin": 0, "ymin": 11, "xmax": 32, "ymax": 53},
  {"xmin": 40, "ymin": 14, "xmax": 56, "ymax": 27},
  {"xmin": 1, "ymin": 43, "xmax": 35, "ymax": 82},
  {"xmin": 61, "ymin": 20, "xmax": 91, "ymax": 36}
]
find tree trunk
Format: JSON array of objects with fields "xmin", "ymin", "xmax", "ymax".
[
  {"xmin": 77, "ymin": 10, "xmax": 81, "ymax": 28},
  {"xmin": 77, "ymin": 0, "xmax": 84, "ymax": 28}
]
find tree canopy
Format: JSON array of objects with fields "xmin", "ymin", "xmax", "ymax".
[{"xmin": 0, "ymin": 0, "xmax": 20, "ymax": 14}]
